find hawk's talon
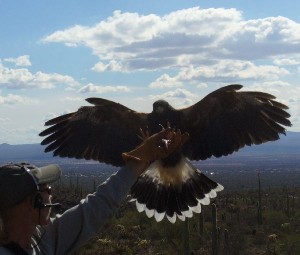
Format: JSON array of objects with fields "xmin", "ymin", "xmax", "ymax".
[
  {"xmin": 138, "ymin": 127, "xmax": 150, "ymax": 141},
  {"xmin": 159, "ymin": 124, "xmax": 165, "ymax": 130},
  {"xmin": 159, "ymin": 121, "xmax": 171, "ymax": 131}
]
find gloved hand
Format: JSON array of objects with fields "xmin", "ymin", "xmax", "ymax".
[{"xmin": 122, "ymin": 128, "xmax": 189, "ymax": 166}]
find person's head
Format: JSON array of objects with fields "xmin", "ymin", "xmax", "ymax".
[{"xmin": 0, "ymin": 162, "xmax": 61, "ymax": 226}]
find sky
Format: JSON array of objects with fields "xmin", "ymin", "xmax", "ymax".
[{"xmin": 0, "ymin": 0, "xmax": 299, "ymax": 144}]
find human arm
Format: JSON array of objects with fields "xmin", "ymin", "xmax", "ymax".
[
  {"xmin": 40, "ymin": 165, "xmax": 136, "ymax": 254},
  {"xmin": 39, "ymin": 128, "xmax": 189, "ymax": 254}
]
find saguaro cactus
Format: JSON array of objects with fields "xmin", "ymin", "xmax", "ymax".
[
  {"xmin": 212, "ymin": 203, "xmax": 218, "ymax": 255},
  {"xmin": 257, "ymin": 172, "xmax": 263, "ymax": 225},
  {"xmin": 286, "ymin": 187, "xmax": 290, "ymax": 219},
  {"xmin": 199, "ymin": 211, "xmax": 204, "ymax": 238},
  {"xmin": 223, "ymin": 228, "xmax": 230, "ymax": 255},
  {"xmin": 183, "ymin": 219, "xmax": 190, "ymax": 255},
  {"xmin": 292, "ymin": 191, "xmax": 295, "ymax": 215}
]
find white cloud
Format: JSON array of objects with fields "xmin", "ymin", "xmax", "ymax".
[
  {"xmin": 196, "ymin": 83, "xmax": 208, "ymax": 89},
  {"xmin": 150, "ymin": 88, "xmax": 196, "ymax": 108},
  {"xmin": 222, "ymin": 16, "xmax": 300, "ymax": 59},
  {"xmin": 0, "ymin": 117, "xmax": 10, "ymax": 122},
  {"xmin": 42, "ymin": 7, "xmax": 300, "ymax": 73},
  {"xmin": 0, "ymin": 63, "xmax": 80, "ymax": 89},
  {"xmin": 92, "ymin": 60, "xmax": 123, "ymax": 72},
  {"xmin": 0, "ymin": 93, "xmax": 37, "ymax": 105},
  {"xmin": 0, "ymin": 126, "xmax": 42, "ymax": 144},
  {"xmin": 78, "ymin": 83, "xmax": 131, "ymax": 94},
  {"xmin": 62, "ymin": 96, "xmax": 84, "ymax": 102},
  {"xmin": 149, "ymin": 73, "xmax": 182, "ymax": 88},
  {"xmin": 150, "ymin": 60, "xmax": 289, "ymax": 87},
  {"xmin": 4, "ymin": 55, "xmax": 32, "ymax": 67},
  {"xmin": 243, "ymin": 81, "xmax": 291, "ymax": 96},
  {"xmin": 273, "ymin": 57, "xmax": 300, "ymax": 66},
  {"xmin": 43, "ymin": 112, "xmax": 58, "ymax": 122},
  {"xmin": 42, "ymin": 108, "xmax": 75, "ymax": 123},
  {"xmin": 25, "ymin": 7, "xmax": 300, "ymax": 134}
]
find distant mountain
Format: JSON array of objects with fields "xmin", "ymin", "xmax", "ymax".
[
  {"xmin": 239, "ymin": 131, "xmax": 300, "ymax": 154},
  {"xmin": 0, "ymin": 131, "xmax": 299, "ymax": 162},
  {"xmin": 0, "ymin": 143, "xmax": 53, "ymax": 162}
]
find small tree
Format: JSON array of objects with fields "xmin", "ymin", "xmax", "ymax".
[{"xmin": 257, "ymin": 172, "xmax": 263, "ymax": 225}]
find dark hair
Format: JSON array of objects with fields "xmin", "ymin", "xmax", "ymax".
[{"xmin": 0, "ymin": 163, "xmax": 36, "ymax": 212}]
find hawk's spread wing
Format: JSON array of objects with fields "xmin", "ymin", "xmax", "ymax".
[
  {"xmin": 181, "ymin": 84, "xmax": 291, "ymax": 160},
  {"xmin": 39, "ymin": 98, "xmax": 147, "ymax": 166},
  {"xmin": 39, "ymin": 85, "xmax": 291, "ymax": 223}
]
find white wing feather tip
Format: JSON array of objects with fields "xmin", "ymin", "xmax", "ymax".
[
  {"xmin": 215, "ymin": 183, "xmax": 224, "ymax": 192},
  {"xmin": 200, "ymin": 196, "xmax": 210, "ymax": 205},
  {"xmin": 208, "ymin": 190, "xmax": 217, "ymax": 198},
  {"xmin": 145, "ymin": 208, "xmax": 155, "ymax": 218},
  {"xmin": 177, "ymin": 214, "xmax": 186, "ymax": 221},
  {"xmin": 183, "ymin": 208, "xmax": 193, "ymax": 218},
  {"xmin": 155, "ymin": 211, "xmax": 165, "ymax": 222},
  {"xmin": 190, "ymin": 203, "xmax": 202, "ymax": 213},
  {"xmin": 136, "ymin": 201, "xmax": 146, "ymax": 213},
  {"xmin": 167, "ymin": 214, "xmax": 177, "ymax": 224}
]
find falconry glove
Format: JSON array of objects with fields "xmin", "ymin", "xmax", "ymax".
[{"xmin": 122, "ymin": 128, "xmax": 189, "ymax": 165}]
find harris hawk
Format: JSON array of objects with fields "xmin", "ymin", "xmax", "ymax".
[{"xmin": 39, "ymin": 84, "xmax": 291, "ymax": 223}]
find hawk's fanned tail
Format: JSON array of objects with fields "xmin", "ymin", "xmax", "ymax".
[{"xmin": 130, "ymin": 158, "xmax": 224, "ymax": 223}]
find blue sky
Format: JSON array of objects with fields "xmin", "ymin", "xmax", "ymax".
[{"xmin": 0, "ymin": 0, "xmax": 299, "ymax": 144}]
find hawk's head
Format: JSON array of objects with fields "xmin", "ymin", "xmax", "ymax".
[{"xmin": 153, "ymin": 100, "xmax": 174, "ymax": 114}]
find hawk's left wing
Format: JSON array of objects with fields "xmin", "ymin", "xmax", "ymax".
[{"xmin": 39, "ymin": 98, "xmax": 148, "ymax": 166}]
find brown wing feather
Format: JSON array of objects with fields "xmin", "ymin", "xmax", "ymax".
[
  {"xmin": 181, "ymin": 84, "xmax": 292, "ymax": 160},
  {"xmin": 39, "ymin": 98, "xmax": 148, "ymax": 166}
]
